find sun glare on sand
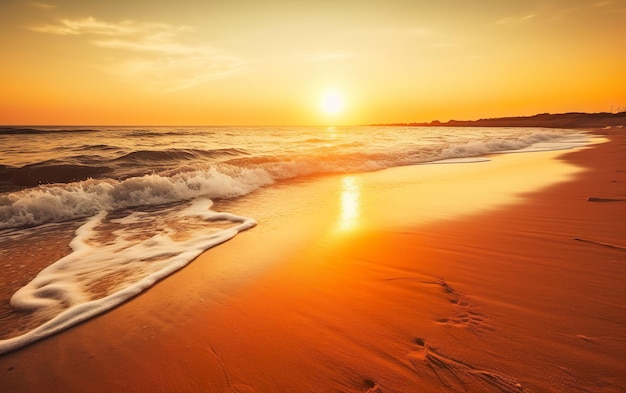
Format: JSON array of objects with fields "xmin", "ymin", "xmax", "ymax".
[{"xmin": 320, "ymin": 90, "xmax": 345, "ymax": 115}]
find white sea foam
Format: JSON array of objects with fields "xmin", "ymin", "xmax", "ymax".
[
  {"xmin": 436, "ymin": 130, "xmax": 575, "ymax": 160},
  {"xmin": 0, "ymin": 198, "xmax": 256, "ymax": 355}
]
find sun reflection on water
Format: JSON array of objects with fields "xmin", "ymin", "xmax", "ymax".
[{"xmin": 337, "ymin": 176, "xmax": 361, "ymax": 232}]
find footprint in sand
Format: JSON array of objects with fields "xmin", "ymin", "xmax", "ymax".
[
  {"xmin": 407, "ymin": 338, "xmax": 523, "ymax": 393},
  {"xmin": 361, "ymin": 379, "xmax": 385, "ymax": 393},
  {"xmin": 436, "ymin": 309, "xmax": 491, "ymax": 332},
  {"xmin": 432, "ymin": 279, "xmax": 492, "ymax": 332}
]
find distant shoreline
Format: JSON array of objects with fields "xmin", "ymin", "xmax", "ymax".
[
  {"xmin": 2, "ymin": 112, "xmax": 626, "ymax": 129},
  {"xmin": 371, "ymin": 111, "xmax": 626, "ymax": 129}
]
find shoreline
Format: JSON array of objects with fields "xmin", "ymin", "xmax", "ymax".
[{"xmin": 1, "ymin": 130, "xmax": 624, "ymax": 392}]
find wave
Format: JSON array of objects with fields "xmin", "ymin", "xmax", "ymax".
[
  {"xmin": 114, "ymin": 148, "xmax": 249, "ymax": 163},
  {"xmin": 73, "ymin": 144, "xmax": 121, "ymax": 152},
  {"xmin": 126, "ymin": 129, "xmax": 208, "ymax": 138},
  {"xmin": 0, "ymin": 127, "xmax": 97, "ymax": 135},
  {"xmin": 437, "ymin": 131, "xmax": 566, "ymax": 160},
  {"xmin": 0, "ymin": 148, "xmax": 251, "ymax": 192},
  {"xmin": 0, "ymin": 130, "xmax": 587, "ymax": 230},
  {"xmin": 0, "ymin": 164, "xmax": 113, "ymax": 191}
]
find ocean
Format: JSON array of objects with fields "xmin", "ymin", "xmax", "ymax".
[{"xmin": 0, "ymin": 125, "xmax": 590, "ymax": 354}]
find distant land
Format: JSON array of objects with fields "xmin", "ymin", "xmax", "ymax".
[{"xmin": 373, "ymin": 112, "xmax": 626, "ymax": 129}]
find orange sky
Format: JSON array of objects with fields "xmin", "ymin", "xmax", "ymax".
[{"xmin": 1, "ymin": 0, "xmax": 625, "ymax": 125}]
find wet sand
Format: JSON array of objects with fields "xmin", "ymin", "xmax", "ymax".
[{"xmin": 1, "ymin": 130, "xmax": 625, "ymax": 392}]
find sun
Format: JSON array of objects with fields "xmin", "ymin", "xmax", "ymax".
[{"xmin": 320, "ymin": 89, "xmax": 345, "ymax": 115}]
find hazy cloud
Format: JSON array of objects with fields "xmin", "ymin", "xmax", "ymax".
[
  {"xmin": 405, "ymin": 27, "xmax": 433, "ymax": 37},
  {"xmin": 306, "ymin": 52, "xmax": 355, "ymax": 62},
  {"xmin": 30, "ymin": 17, "xmax": 244, "ymax": 90},
  {"xmin": 429, "ymin": 42, "xmax": 457, "ymax": 49},
  {"xmin": 349, "ymin": 26, "xmax": 435, "ymax": 39}
]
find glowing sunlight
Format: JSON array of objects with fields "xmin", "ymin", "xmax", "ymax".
[
  {"xmin": 320, "ymin": 89, "xmax": 345, "ymax": 116},
  {"xmin": 337, "ymin": 176, "xmax": 360, "ymax": 232}
]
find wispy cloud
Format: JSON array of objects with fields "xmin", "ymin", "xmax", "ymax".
[
  {"xmin": 28, "ymin": 1, "xmax": 56, "ymax": 10},
  {"xmin": 553, "ymin": 0, "xmax": 623, "ymax": 16},
  {"xmin": 495, "ymin": 14, "xmax": 536, "ymax": 26},
  {"xmin": 30, "ymin": 17, "xmax": 244, "ymax": 90},
  {"xmin": 497, "ymin": 1, "xmax": 625, "ymax": 25},
  {"xmin": 593, "ymin": 1, "xmax": 613, "ymax": 7},
  {"xmin": 31, "ymin": 17, "xmax": 187, "ymax": 37}
]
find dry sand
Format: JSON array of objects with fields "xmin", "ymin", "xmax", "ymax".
[{"xmin": 1, "ymin": 130, "xmax": 624, "ymax": 393}]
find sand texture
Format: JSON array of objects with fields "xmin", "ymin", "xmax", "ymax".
[{"xmin": 1, "ymin": 131, "xmax": 624, "ymax": 393}]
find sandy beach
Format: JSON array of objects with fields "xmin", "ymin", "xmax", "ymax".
[{"xmin": 1, "ymin": 130, "xmax": 624, "ymax": 393}]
